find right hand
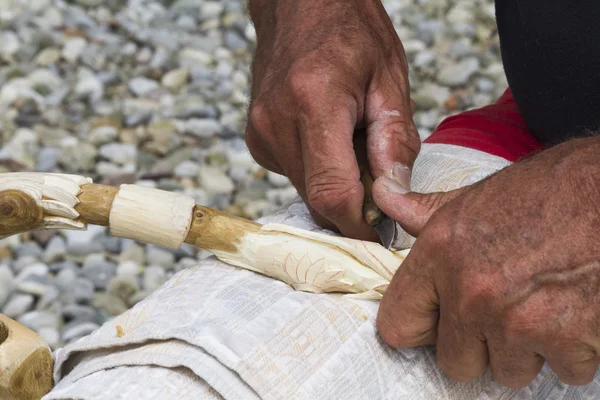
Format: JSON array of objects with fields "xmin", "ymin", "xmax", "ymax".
[{"xmin": 245, "ymin": 0, "xmax": 420, "ymax": 240}]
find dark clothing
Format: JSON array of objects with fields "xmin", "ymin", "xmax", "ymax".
[{"xmin": 495, "ymin": 1, "xmax": 600, "ymax": 146}]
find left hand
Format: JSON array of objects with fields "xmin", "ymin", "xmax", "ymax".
[{"xmin": 373, "ymin": 137, "xmax": 600, "ymax": 389}]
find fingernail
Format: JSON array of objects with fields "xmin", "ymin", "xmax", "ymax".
[
  {"xmin": 392, "ymin": 163, "xmax": 411, "ymax": 190},
  {"xmin": 381, "ymin": 176, "xmax": 409, "ymax": 194}
]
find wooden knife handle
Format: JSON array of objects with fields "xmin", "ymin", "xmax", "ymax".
[{"xmin": 354, "ymin": 132, "xmax": 384, "ymax": 227}]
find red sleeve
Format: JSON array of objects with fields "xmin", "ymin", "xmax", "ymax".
[{"xmin": 423, "ymin": 88, "xmax": 543, "ymax": 162}]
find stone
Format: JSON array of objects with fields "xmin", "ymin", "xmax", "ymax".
[
  {"xmin": 119, "ymin": 243, "xmax": 145, "ymax": 265},
  {"xmin": 35, "ymin": 47, "xmax": 61, "ymax": 66},
  {"xmin": 267, "ymin": 171, "xmax": 290, "ymax": 188},
  {"xmin": 89, "ymin": 126, "xmax": 119, "ymax": 145},
  {"xmin": 0, "ymin": 265, "xmax": 14, "ymax": 309},
  {"xmin": 92, "ymin": 292, "xmax": 127, "ymax": 316},
  {"xmin": 35, "ymin": 147, "xmax": 60, "ymax": 172},
  {"xmin": 108, "ymin": 275, "xmax": 139, "ymax": 302},
  {"xmin": 43, "ymin": 236, "xmax": 66, "ymax": 264},
  {"xmin": 15, "ymin": 242, "xmax": 43, "ymax": 259},
  {"xmin": 82, "ymin": 261, "xmax": 117, "ymax": 290},
  {"xmin": 116, "ymin": 260, "xmax": 140, "ymax": 277},
  {"xmin": 437, "ymin": 57, "xmax": 480, "ymax": 86},
  {"xmin": 16, "ymin": 275, "xmax": 53, "ymax": 296},
  {"xmin": 55, "ymin": 267, "xmax": 77, "ymax": 290},
  {"xmin": 146, "ymin": 247, "xmax": 175, "ymax": 270},
  {"xmin": 62, "ymin": 321, "xmax": 100, "ymax": 342},
  {"xmin": 17, "ymin": 310, "xmax": 59, "ymax": 332},
  {"xmin": 62, "ymin": 37, "xmax": 87, "ymax": 62},
  {"xmin": 174, "ymin": 160, "xmax": 200, "ymax": 177},
  {"xmin": 413, "ymin": 83, "xmax": 451, "ymax": 109},
  {"xmin": 162, "ymin": 68, "xmax": 189, "ymax": 91},
  {"xmin": 143, "ymin": 265, "xmax": 167, "ymax": 291},
  {"xmin": 198, "ymin": 166, "xmax": 235, "ymax": 194},
  {"xmin": 185, "ymin": 118, "xmax": 222, "ymax": 138},
  {"xmin": 75, "ymin": 68, "xmax": 104, "ymax": 103},
  {"xmin": 62, "ymin": 304, "xmax": 96, "ymax": 322},
  {"xmin": 146, "ymin": 120, "xmax": 181, "ymax": 155},
  {"xmin": 68, "ymin": 278, "xmax": 95, "ymax": 303},
  {"xmin": 2, "ymin": 293, "xmax": 34, "ymax": 318},
  {"xmin": 99, "ymin": 143, "xmax": 137, "ymax": 165},
  {"xmin": 129, "ymin": 77, "xmax": 159, "ymax": 96},
  {"xmin": 39, "ymin": 327, "xmax": 60, "ymax": 349},
  {"xmin": 64, "ymin": 224, "xmax": 106, "ymax": 247}
]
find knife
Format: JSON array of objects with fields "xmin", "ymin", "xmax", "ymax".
[{"xmin": 354, "ymin": 132, "xmax": 397, "ymax": 249}]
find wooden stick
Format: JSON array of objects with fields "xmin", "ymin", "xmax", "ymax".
[
  {"xmin": 0, "ymin": 172, "xmax": 409, "ymax": 396},
  {"xmin": 0, "ymin": 314, "xmax": 53, "ymax": 400}
]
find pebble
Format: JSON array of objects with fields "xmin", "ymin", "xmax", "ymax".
[
  {"xmin": 437, "ymin": 57, "xmax": 480, "ymax": 86},
  {"xmin": 2, "ymin": 293, "xmax": 34, "ymax": 318},
  {"xmin": 62, "ymin": 37, "xmax": 87, "ymax": 63},
  {"xmin": 62, "ymin": 322, "xmax": 100, "ymax": 342},
  {"xmin": 68, "ymin": 278, "xmax": 95, "ymax": 303},
  {"xmin": 89, "ymin": 126, "xmax": 119, "ymax": 145},
  {"xmin": 0, "ymin": 265, "xmax": 15, "ymax": 309},
  {"xmin": 43, "ymin": 236, "xmax": 66, "ymax": 264},
  {"xmin": 82, "ymin": 261, "xmax": 117, "ymax": 290},
  {"xmin": 143, "ymin": 265, "xmax": 167, "ymax": 291},
  {"xmin": 198, "ymin": 166, "xmax": 235, "ymax": 194},
  {"xmin": 18, "ymin": 311, "xmax": 60, "ymax": 332},
  {"xmin": 128, "ymin": 77, "xmax": 160, "ymax": 96},
  {"xmin": 267, "ymin": 171, "xmax": 290, "ymax": 188},
  {"xmin": 146, "ymin": 247, "xmax": 175, "ymax": 270},
  {"xmin": 162, "ymin": 68, "xmax": 189, "ymax": 91},
  {"xmin": 116, "ymin": 260, "xmax": 140, "ymax": 277},
  {"xmin": 55, "ymin": 268, "xmax": 77, "ymax": 290},
  {"xmin": 108, "ymin": 275, "xmax": 139, "ymax": 302},
  {"xmin": 99, "ymin": 143, "xmax": 137, "ymax": 165},
  {"xmin": 63, "ymin": 304, "xmax": 96, "ymax": 322},
  {"xmin": 185, "ymin": 118, "xmax": 222, "ymax": 138},
  {"xmin": 92, "ymin": 293, "xmax": 127, "ymax": 316},
  {"xmin": 174, "ymin": 160, "xmax": 200, "ymax": 177}
]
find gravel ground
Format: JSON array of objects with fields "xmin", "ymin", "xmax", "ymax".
[{"xmin": 0, "ymin": 0, "xmax": 507, "ymax": 350}]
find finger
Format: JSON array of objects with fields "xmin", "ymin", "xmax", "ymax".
[
  {"xmin": 434, "ymin": 304, "xmax": 489, "ymax": 383},
  {"xmin": 299, "ymin": 95, "xmax": 378, "ymax": 241},
  {"xmin": 486, "ymin": 342, "xmax": 544, "ymax": 389},
  {"xmin": 372, "ymin": 177, "xmax": 468, "ymax": 236},
  {"xmin": 544, "ymin": 349, "xmax": 600, "ymax": 386},
  {"xmin": 245, "ymin": 104, "xmax": 285, "ymax": 175},
  {"xmin": 377, "ymin": 248, "xmax": 439, "ymax": 348},
  {"xmin": 366, "ymin": 69, "xmax": 421, "ymax": 179}
]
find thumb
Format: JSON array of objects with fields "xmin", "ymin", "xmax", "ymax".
[
  {"xmin": 365, "ymin": 71, "xmax": 421, "ymax": 179},
  {"xmin": 372, "ymin": 176, "xmax": 467, "ymax": 237}
]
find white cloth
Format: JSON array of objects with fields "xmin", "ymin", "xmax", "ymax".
[{"xmin": 43, "ymin": 143, "xmax": 600, "ymax": 400}]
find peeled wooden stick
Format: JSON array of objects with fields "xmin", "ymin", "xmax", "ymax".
[
  {"xmin": 0, "ymin": 314, "xmax": 53, "ymax": 400},
  {"xmin": 0, "ymin": 172, "xmax": 410, "ymax": 396},
  {"xmin": 0, "ymin": 172, "xmax": 409, "ymax": 298},
  {"xmin": 1, "ymin": 173, "xmax": 409, "ymax": 296}
]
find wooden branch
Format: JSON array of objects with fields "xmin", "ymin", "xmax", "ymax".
[{"xmin": 0, "ymin": 314, "xmax": 53, "ymax": 400}]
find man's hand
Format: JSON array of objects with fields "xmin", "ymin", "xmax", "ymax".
[
  {"xmin": 245, "ymin": 0, "xmax": 420, "ymax": 240},
  {"xmin": 373, "ymin": 137, "xmax": 600, "ymax": 389}
]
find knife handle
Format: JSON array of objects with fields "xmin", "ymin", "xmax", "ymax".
[{"xmin": 354, "ymin": 132, "xmax": 384, "ymax": 227}]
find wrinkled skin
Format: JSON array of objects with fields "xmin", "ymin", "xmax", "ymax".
[
  {"xmin": 374, "ymin": 137, "xmax": 600, "ymax": 389},
  {"xmin": 245, "ymin": 0, "xmax": 420, "ymax": 241}
]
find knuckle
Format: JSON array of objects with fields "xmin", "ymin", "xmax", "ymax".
[
  {"xmin": 248, "ymin": 100, "xmax": 273, "ymax": 136},
  {"xmin": 305, "ymin": 172, "xmax": 358, "ymax": 219}
]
